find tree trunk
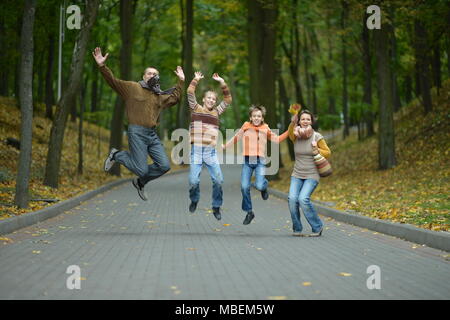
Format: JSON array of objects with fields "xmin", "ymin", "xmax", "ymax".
[
  {"xmin": 388, "ymin": 7, "xmax": 401, "ymax": 113},
  {"xmin": 341, "ymin": 0, "xmax": 349, "ymax": 139},
  {"xmin": 37, "ymin": 50, "xmax": 45, "ymax": 103},
  {"xmin": 44, "ymin": 0, "xmax": 99, "ymax": 188},
  {"xmin": 0, "ymin": 14, "xmax": 9, "ymax": 96},
  {"xmin": 248, "ymin": 0, "xmax": 278, "ymax": 179},
  {"xmin": 90, "ymin": 61, "xmax": 98, "ymax": 112},
  {"xmin": 362, "ymin": 11, "xmax": 374, "ymax": 138},
  {"xmin": 14, "ymin": 0, "xmax": 36, "ymax": 208},
  {"xmin": 278, "ymin": 73, "xmax": 294, "ymax": 161},
  {"xmin": 405, "ymin": 75, "xmax": 412, "ymax": 104},
  {"xmin": 78, "ymin": 78, "xmax": 87, "ymax": 175},
  {"xmin": 374, "ymin": 22, "xmax": 396, "ymax": 170},
  {"xmin": 45, "ymin": 34, "xmax": 55, "ymax": 119},
  {"xmin": 108, "ymin": 0, "xmax": 134, "ymax": 176},
  {"xmin": 177, "ymin": 0, "xmax": 193, "ymax": 129},
  {"xmin": 431, "ymin": 42, "xmax": 441, "ymax": 94},
  {"xmin": 414, "ymin": 19, "xmax": 432, "ymax": 114}
]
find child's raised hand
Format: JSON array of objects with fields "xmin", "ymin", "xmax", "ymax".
[
  {"xmin": 212, "ymin": 73, "xmax": 225, "ymax": 84},
  {"xmin": 194, "ymin": 71, "xmax": 204, "ymax": 81},
  {"xmin": 221, "ymin": 144, "xmax": 226, "ymax": 150}
]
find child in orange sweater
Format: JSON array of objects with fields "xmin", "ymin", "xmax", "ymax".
[{"xmin": 223, "ymin": 105, "xmax": 293, "ymax": 225}]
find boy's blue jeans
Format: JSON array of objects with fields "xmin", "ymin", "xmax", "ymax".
[
  {"xmin": 288, "ymin": 177, "xmax": 323, "ymax": 233},
  {"xmin": 189, "ymin": 145, "xmax": 223, "ymax": 208},
  {"xmin": 114, "ymin": 124, "xmax": 170, "ymax": 186},
  {"xmin": 241, "ymin": 156, "xmax": 268, "ymax": 212}
]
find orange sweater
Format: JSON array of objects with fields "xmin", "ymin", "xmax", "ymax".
[{"xmin": 225, "ymin": 122, "xmax": 289, "ymax": 157}]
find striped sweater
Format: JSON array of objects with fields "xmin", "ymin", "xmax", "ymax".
[{"xmin": 187, "ymin": 78, "xmax": 232, "ymax": 146}]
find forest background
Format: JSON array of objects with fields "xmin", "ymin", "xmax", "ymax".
[{"xmin": 0, "ymin": 0, "xmax": 448, "ymax": 232}]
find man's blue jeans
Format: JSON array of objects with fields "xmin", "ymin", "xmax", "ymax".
[
  {"xmin": 114, "ymin": 124, "xmax": 170, "ymax": 186},
  {"xmin": 288, "ymin": 177, "xmax": 323, "ymax": 233},
  {"xmin": 189, "ymin": 145, "xmax": 223, "ymax": 208},
  {"xmin": 241, "ymin": 156, "xmax": 268, "ymax": 212}
]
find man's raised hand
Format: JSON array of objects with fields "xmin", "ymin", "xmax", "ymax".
[
  {"xmin": 92, "ymin": 47, "xmax": 109, "ymax": 67},
  {"xmin": 174, "ymin": 66, "xmax": 185, "ymax": 81}
]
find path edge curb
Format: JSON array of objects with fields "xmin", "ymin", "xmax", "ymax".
[
  {"xmin": 0, "ymin": 168, "xmax": 189, "ymax": 236},
  {"xmin": 268, "ymin": 187, "xmax": 450, "ymax": 252}
]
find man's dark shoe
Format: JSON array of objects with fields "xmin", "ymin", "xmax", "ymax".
[
  {"xmin": 243, "ymin": 211, "xmax": 255, "ymax": 225},
  {"xmin": 212, "ymin": 207, "xmax": 222, "ymax": 220},
  {"xmin": 189, "ymin": 201, "xmax": 198, "ymax": 213},
  {"xmin": 261, "ymin": 189, "xmax": 269, "ymax": 200},
  {"xmin": 132, "ymin": 178, "xmax": 148, "ymax": 201}
]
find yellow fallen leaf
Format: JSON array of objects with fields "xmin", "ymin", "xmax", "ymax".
[
  {"xmin": 268, "ymin": 296, "xmax": 287, "ymax": 300},
  {"xmin": 302, "ymin": 282, "xmax": 312, "ymax": 286},
  {"xmin": 80, "ymin": 277, "xmax": 87, "ymax": 281},
  {"xmin": 32, "ymin": 250, "xmax": 41, "ymax": 254},
  {"xmin": 223, "ymin": 224, "xmax": 231, "ymax": 227},
  {"xmin": 0, "ymin": 237, "xmax": 13, "ymax": 243},
  {"xmin": 338, "ymin": 272, "xmax": 352, "ymax": 277}
]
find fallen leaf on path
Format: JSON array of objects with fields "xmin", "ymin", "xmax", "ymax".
[
  {"xmin": 302, "ymin": 282, "xmax": 312, "ymax": 286},
  {"xmin": 338, "ymin": 272, "xmax": 352, "ymax": 277},
  {"xmin": 267, "ymin": 296, "xmax": 287, "ymax": 300},
  {"xmin": 0, "ymin": 237, "xmax": 13, "ymax": 243}
]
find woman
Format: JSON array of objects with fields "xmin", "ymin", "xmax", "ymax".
[{"xmin": 288, "ymin": 109, "xmax": 331, "ymax": 237}]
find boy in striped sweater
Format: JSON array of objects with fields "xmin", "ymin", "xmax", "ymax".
[{"xmin": 187, "ymin": 71, "xmax": 232, "ymax": 220}]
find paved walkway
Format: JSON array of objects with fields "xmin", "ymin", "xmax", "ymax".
[{"xmin": 0, "ymin": 165, "xmax": 449, "ymax": 299}]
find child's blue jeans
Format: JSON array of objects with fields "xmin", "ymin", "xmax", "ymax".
[
  {"xmin": 189, "ymin": 145, "xmax": 223, "ymax": 208},
  {"xmin": 241, "ymin": 156, "xmax": 268, "ymax": 212}
]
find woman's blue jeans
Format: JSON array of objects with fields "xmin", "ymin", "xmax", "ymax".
[
  {"xmin": 189, "ymin": 145, "xmax": 224, "ymax": 208},
  {"xmin": 241, "ymin": 156, "xmax": 268, "ymax": 212},
  {"xmin": 288, "ymin": 177, "xmax": 323, "ymax": 233}
]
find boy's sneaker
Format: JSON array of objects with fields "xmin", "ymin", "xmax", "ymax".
[
  {"xmin": 132, "ymin": 178, "xmax": 148, "ymax": 201},
  {"xmin": 212, "ymin": 207, "xmax": 222, "ymax": 220},
  {"xmin": 104, "ymin": 148, "xmax": 118, "ymax": 172},
  {"xmin": 189, "ymin": 201, "xmax": 198, "ymax": 213},
  {"xmin": 309, "ymin": 227, "xmax": 323, "ymax": 237},
  {"xmin": 261, "ymin": 189, "xmax": 269, "ymax": 200},
  {"xmin": 243, "ymin": 211, "xmax": 255, "ymax": 225},
  {"xmin": 292, "ymin": 231, "xmax": 305, "ymax": 237}
]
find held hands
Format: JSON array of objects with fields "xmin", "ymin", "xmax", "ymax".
[
  {"xmin": 92, "ymin": 47, "xmax": 109, "ymax": 67},
  {"xmin": 174, "ymin": 66, "xmax": 185, "ymax": 81},
  {"xmin": 311, "ymin": 140, "xmax": 319, "ymax": 155}
]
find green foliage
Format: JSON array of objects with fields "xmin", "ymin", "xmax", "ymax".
[{"xmin": 319, "ymin": 114, "xmax": 341, "ymax": 131}]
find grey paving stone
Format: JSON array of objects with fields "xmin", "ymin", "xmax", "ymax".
[{"xmin": 0, "ymin": 165, "xmax": 449, "ymax": 300}]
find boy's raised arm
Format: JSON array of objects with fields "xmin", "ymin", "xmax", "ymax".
[
  {"xmin": 187, "ymin": 71, "xmax": 203, "ymax": 110},
  {"xmin": 213, "ymin": 73, "xmax": 232, "ymax": 115}
]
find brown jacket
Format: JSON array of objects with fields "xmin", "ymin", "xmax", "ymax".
[{"xmin": 99, "ymin": 65, "xmax": 184, "ymax": 128}]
